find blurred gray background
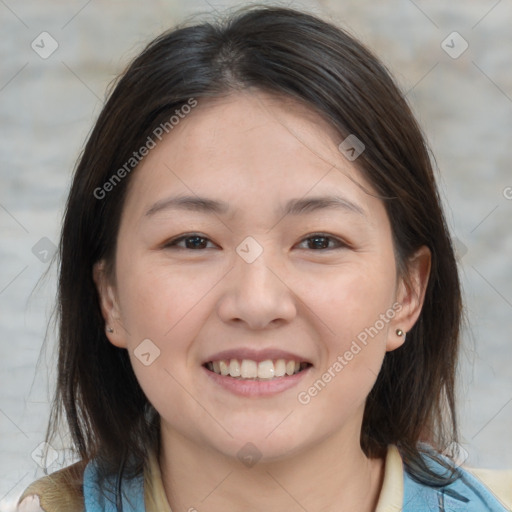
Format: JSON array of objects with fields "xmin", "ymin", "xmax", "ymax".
[{"xmin": 1, "ymin": 0, "xmax": 511, "ymax": 509}]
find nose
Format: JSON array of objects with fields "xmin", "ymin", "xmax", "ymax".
[{"xmin": 216, "ymin": 251, "xmax": 297, "ymax": 330}]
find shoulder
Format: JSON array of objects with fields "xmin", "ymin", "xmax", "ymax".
[
  {"xmin": 466, "ymin": 467, "xmax": 512, "ymax": 511},
  {"xmin": 17, "ymin": 461, "xmax": 87, "ymax": 512},
  {"xmin": 402, "ymin": 448, "xmax": 512, "ymax": 512}
]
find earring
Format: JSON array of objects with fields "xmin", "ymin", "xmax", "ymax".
[
  {"xmin": 106, "ymin": 326, "xmax": 114, "ymax": 333},
  {"xmin": 396, "ymin": 329, "xmax": 404, "ymax": 337}
]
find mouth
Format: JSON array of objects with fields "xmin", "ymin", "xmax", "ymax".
[{"xmin": 203, "ymin": 358, "xmax": 312, "ymax": 381}]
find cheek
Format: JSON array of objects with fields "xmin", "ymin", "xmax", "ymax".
[
  {"xmin": 296, "ymin": 262, "xmax": 395, "ymax": 400},
  {"xmin": 118, "ymin": 264, "xmax": 218, "ymax": 425},
  {"xmin": 114, "ymin": 260, "xmax": 221, "ymax": 399},
  {"xmin": 298, "ymin": 261, "xmax": 396, "ymax": 343},
  {"xmin": 115, "ymin": 259, "xmax": 222, "ymax": 342}
]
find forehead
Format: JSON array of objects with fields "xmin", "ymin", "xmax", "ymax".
[
  {"xmin": 122, "ymin": 90, "xmax": 379, "ymax": 223},
  {"xmin": 161, "ymin": 91, "xmax": 345, "ymax": 174}
]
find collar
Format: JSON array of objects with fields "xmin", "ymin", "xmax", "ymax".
[
  {"xmin": 375, "ymin": 445, "xmax": 405, "ymax": 511},
  {"xmin": 144, "ymin": 445, "xmax": 405, "ymax": 512},
  {"xmin": 86, "ymin": 444, "xmax": 508, "ymax": 512}
]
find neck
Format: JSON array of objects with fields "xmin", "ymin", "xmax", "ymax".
[{"xmin": 158, "ymin": 424, "xmax": 385, "ymax": 512}]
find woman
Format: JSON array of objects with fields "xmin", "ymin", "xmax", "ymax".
[{"xmin": 17, "ymin": 6, "xmax": 511, "ymax": 512}]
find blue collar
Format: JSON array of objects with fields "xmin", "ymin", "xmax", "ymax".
[
  {"xmin": 83, "ymin": 461, "xmax": 145, "ymax": 512},
  {"xmin": 403, "ymin": 453, "xmax": 508, "ymax": 512}
]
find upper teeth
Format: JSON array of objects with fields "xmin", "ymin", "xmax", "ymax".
[{"xmin": 208, "ymin": 359, "xmax": 305, "ymax": 379}]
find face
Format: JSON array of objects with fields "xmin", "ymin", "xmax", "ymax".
[{"xmin": 94, "ymin": 91, "xmax": 429, "ymax": 462}]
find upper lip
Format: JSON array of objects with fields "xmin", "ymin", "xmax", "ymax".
[{"xmin": 203, "ymin": 348, "xmax": 312, "ymax": 364}]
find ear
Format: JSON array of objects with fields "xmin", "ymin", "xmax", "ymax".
[
  {"xmin": 92, "ymin": 260, "xmax": 127, "ymax": 348},
  {"xmin": 386, "ymin": 245, "xmax": 431, "ymax": 352}
]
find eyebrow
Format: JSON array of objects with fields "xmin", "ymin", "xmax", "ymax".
[{"xmin": 144, "ymin": 194, "xmax": 366, "ymax": 219}]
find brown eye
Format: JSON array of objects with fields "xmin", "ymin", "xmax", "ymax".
[
  {"xmin": 298, "ymin": 234, "xmax": 345, "ymax": 250},
  {"xmin": 165, "ymin": 234, "xmax": 215, "ymax": 250}
]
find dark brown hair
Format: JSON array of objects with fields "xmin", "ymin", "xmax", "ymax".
[{"xmin": 47, "ymin": 4, "xmax": 462, "ymax": 489}]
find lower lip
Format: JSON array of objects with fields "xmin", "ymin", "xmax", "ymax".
[{"xmin": 202, "ymin": 365, "xmax": 311, "ymax": 397}]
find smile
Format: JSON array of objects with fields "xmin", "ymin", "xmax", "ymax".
[{"xmin": 204, "ymin": 359, "xmax": 311, "ymax": 380}]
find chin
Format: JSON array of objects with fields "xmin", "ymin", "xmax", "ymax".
[{"xmin": 204, "ymin": 423, "xmax": 312, "ymax": 464}]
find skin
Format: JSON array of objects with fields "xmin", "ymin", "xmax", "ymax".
[{"xmin": 94, "ymin": 90, "xmax": 430, "ymax": 512}]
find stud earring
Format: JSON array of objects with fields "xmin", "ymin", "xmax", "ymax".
[
  {"xmin": 106, "ymin": 326, "xmax": 114, "ymax": 333},
  {"xmin": 396, "ymin": 329, "xmax": 404, "ymax": 337}
]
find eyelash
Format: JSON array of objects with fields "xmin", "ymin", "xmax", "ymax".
[{"xmin": 164, "ymin": 233, "xmax": 347, "ymax": 251}]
